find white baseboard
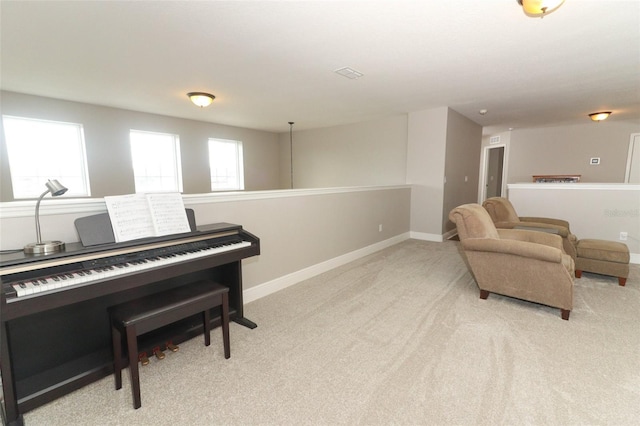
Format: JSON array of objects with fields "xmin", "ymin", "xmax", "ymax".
[
  {"xmin": 244, "ymin": 232, "xmax": 410, "ymax": 304},
  {"xmin": 630, "ymin": 253, "xmax": 640, "ymax": 265},
  {"xmin": 409, "ymin": 231, "xmax": 444, "ymax": 242}
]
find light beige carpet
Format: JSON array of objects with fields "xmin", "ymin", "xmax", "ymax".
[{"xmin": 23, "ymin": 239, "xmax": 640, "ymax": 425}]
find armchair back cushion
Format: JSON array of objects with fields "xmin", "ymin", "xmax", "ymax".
[
  {"xmin": 449, "ymin": 203, "xmax": 499, "ymax": 240},
  {"xmin": 483, "ymin": 197, "xmax": 520, "ymax": 223}
]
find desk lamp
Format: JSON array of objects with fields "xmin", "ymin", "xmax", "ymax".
[{"xmin": 24, "ymin": 179, "xmax": 68, "ymax": 254}]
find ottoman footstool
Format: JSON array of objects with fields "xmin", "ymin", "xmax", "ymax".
[{"xmin": 575, "ymin": 239, "xmax": 629, "ymax": 286}]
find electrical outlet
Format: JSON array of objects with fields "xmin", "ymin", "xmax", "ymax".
[
  {"xmin": 379, "ymin": 224, "xmax": 383, "ymax": 232},
  {"xmin": 620, "ymin": 232, "xmax": 628, "ymax": 241}
]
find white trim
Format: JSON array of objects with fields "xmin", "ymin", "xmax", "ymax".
[
  {"xmin": 478, "ymin": 143, "xmax": 508, "ymax": 203},
  {"xmin": 409, "ymin": 231, "xmax": 443, "ymax": 242},
  {"xmin": 630, "ymin": 253, "xmax": 640, "ymax": 265},
  {"xmin": 243, "ymin": 232, "xmax": 410, "ymax": 304},
  {"xmin": 0, "ymin": 185, "xmax": 411, "ymax": 219},
  {"xmin": 442, "ymin": 228, "xmax": 458, "ymax": 241},
  {"xmin": 508, "ymin": 183, "xmax": 640, "ymax": 191},
  {"xmin": 625, "ymin": 133, "xmax": 640, "ymax": 183}
]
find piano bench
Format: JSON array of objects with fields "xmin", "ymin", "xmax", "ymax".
[{"xmin": 109, "ymin": 280, "xmax": 230, "ymax": 409}]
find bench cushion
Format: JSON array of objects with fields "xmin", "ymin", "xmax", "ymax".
[
  {"xmin": 577, "ymin": 239, "xmax": 630, "ymax": 264},
  {"xmin": 111, "ymin": 280, "xmax": 228, "ymax": 329}
]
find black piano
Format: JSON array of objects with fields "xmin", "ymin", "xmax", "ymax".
[{"xmin": 0, "ymin": 221, "xmax": 260, "ymax": 426}]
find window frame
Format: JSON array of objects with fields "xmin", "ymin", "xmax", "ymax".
[
  {"xmin": 129, "ymin": 129, "xmax": 184, "ymax": 194},
  {"xmin": 2, "ymin": 115, "xmax": 91, "ymax": 199},
  {"xmin": 208, "ymin": 138, "xmax": 245, "ymax": 191}
]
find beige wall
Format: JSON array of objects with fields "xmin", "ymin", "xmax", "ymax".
[
  {"xmin": 278, "ymin": 115, "xmax": 408, "ymax": 189},
  {"xmin": 0, "ymin": 91, "xmax": 282, "ymax": 200},
  {"xmin": 407, "ymin": 107, "xmax": 448, "ymax": 238},
  {"xmin": 0, "ymin": 187, "xmax": 411, "ymax": 292},
  {"xmin": 407, "ymin": 107, "xmax": 482, "ymax": 238},
  {"xmin": 506, "ymin": 120, "xmax": 640, "ymax": 183},
  {"xmin": 442, "ymin": 109, "xmax": 482, "ymax": 232}
]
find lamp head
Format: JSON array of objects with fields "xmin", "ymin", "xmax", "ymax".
[{"xmin": 45, "ymin": 179, "xmax": 68, "ymax": 196}]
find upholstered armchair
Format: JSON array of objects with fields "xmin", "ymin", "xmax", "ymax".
[
  {"xmin": 449, "ymin": 203, "xmax": 575, "ymax": 320},
  {"xmin": 482, "ymin": 197, "xmax": 578, "ymax": 261}
]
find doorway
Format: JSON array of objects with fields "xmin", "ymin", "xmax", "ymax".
[{"xmin": 480, "ymin": 144, "xmax": 506, "ymax": 202}]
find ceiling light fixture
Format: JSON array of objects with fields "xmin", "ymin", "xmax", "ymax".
[
  {"xmin": 517, "ymin": 0, "xmax": 565, "ymax": 18},
  {"xmin": 589, "ymin": 111, "xmax": 612, "ymax": 122},
  {"xmin": 187, "ymin": 92, "xmax": 215, "ymax": 108}
]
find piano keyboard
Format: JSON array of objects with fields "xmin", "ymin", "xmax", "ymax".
[{"xmin": 7, "ymin": 240, "xmax": 251, "ymax": 302}]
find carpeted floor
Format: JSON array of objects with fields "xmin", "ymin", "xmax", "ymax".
[{"xmin": 23, "ymin": 239, "xmax": 640, "ymax": 425}]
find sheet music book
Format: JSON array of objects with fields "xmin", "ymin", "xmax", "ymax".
[{"xmin": 104, "ymin": 193, "xmax": 191, "ymax": 242}]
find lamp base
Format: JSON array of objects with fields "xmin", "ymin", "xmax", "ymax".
[{"xmin": 24, "ymin": 241, "xmax": 65, "ymax": 255}]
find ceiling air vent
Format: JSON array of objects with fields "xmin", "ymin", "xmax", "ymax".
[
  {"xmin": 489, "ymin": 136, "xmax": 501, "ymax": 144},
  {"xmin": 334, "ymin": 67, "xmax": 363, "ymax": 80}
]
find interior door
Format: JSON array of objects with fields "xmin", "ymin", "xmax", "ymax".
[{"xmin": 483, "ymin": 146, "xmax": 504, "ymax": 201}]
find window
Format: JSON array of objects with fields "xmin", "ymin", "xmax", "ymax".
[
  {"xmin": 130, "ymin": 130, "xmax": 183, "ymax": 193},
  {"xmin": 208, "ymin": 138, "xmax": 244, "ymax": 191},
  {"xmin": 2, "ymin": 116, "xmax": 91, "ymax": 199}
]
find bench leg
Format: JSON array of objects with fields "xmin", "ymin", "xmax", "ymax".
[
  {"xmin": 575, "ymin": 270, "xmax": 582, "ymax": 278},
  {"xmin": 203, "ymin": 309, "xmax": 211, "ymax": 347},
  {"xmin": 112, "ymin": 324, "xmax": 123, "ymax": 390},
  {"xmin": 222, "ymin": 292, "xmax": 230, "ymax": 359},
  {"xmin": 125, "ymin": 325, "xmax": 142, "ymax": 409},
  {"xmin": 561, "ymin": 309, "xmax": 570, "ymax": 321},
  {"xmin": 619, "ymin": 277, "xmax": 626, "ymax": 286}
]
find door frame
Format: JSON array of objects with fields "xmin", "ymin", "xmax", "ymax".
[
  {"xmin": 624, "ymin": 133, "xmax": 640, "ymax": 183},
  {"xmin": 478, "ymin": 143, "xmax": 508, "ymax": 203}
]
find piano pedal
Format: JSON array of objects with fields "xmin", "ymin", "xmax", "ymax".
[
  {"xmin": 152, "ymin": 346, "xmax": 165, "ymax": 360},
  {"xmin": 166, "ymin": 341, "xmax": 179, "ymax": 352},
  {"xmin": 138, "ymin": 352, "xmax": 150, "ymax": 366}
]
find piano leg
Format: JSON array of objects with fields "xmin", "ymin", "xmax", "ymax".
[
  {"xmin": 1, "ymin": 321, "xmax": 23, "ymax": 426},
  {"xmin": 233, "ymin": 317, "xmax": 257, "ymax": 329}
]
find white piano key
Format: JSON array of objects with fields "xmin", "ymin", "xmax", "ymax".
[{"xmin": 7, "ymin": 240, "xmax": 251, "ymax": 301}]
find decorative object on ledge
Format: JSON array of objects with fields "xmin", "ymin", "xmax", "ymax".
[
  {"xmin": 517, "ymin": 0, "xmax": 565, "ymax": 18},
  {"xmin": 533, "ymin": 175, "xmax": 581, "ymax": 183},
  {"xmin": 24, "ymin": 179, "xmax": 68, "ymax": 254},
  {"xmin": 187, "ymin": 92, "xmax": 215, "ymax": 108},
  {"xmin": 589, "ymin": 111, "xmax": 611, "ymax": 122}
]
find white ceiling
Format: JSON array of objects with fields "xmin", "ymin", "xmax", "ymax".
[{"xmin": 1, "ymin": 1, "xmax": 639, "ymax": 134}]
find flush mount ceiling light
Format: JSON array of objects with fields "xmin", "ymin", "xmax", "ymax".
[
  {"xmin": 517, "ymin": 0, "xmax": 565, "ymax": 18},
  {"xmin": 187, "ymin": 92, "xmax": 215, "ymax": 108},
  {"xmin": 589, "ymin": 111, "xmax": 612, "ymax": 122}
]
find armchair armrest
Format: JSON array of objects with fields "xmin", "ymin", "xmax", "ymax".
[
  {"xmin": 493, "ymin": 220, "xmax": 569, "ymax": 239},
  {"xmin": 519, "ymin": 216, "xmax": 570, "ymax": 230},
  {"xmin": 462, "ymin": 238, "xmax": 564, "ymax": 264},
  {"xmin": 497, "ymin": 229, "xmax": 564, "ymax": 250}
]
